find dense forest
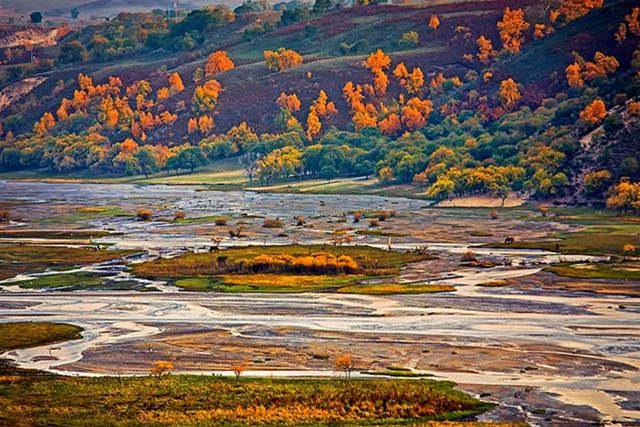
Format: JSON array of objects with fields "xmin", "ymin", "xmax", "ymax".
[{"xmin": 1, "ymin": 0, "xmax": 639, "ymax": 209}]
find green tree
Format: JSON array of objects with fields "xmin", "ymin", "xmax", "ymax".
[
  {"xmin": 58, "ymin": 41, "xmax": 88, "ymax": 64},
  {"xmin": 135, "ymin": 147, "xmax": 159, "ymax": 177},
  {"xmin": 30, "ymin": 11, "xmax": 43, "ymax": 24},
  {"xmin": 313, "ymin": 0, "xmax": 332, "ymax": 13}
]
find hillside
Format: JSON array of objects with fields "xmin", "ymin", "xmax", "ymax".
[{"xmin": 0, "ymin": 0, "xmax": 639, "ymax": 208}]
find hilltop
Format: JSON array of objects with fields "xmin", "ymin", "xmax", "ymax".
[{"xmin": 0, "ymin": 0, "xmax": 639, "ymax": 209}]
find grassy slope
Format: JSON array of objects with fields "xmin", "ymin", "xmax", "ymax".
[{"xmin": 5, "ymin": 0, "xmax": 534, "ymax": 135}]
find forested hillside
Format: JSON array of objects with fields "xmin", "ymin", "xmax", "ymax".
[{"xmin": 1, "ymin": 0, "xmax": 639, "ymax": 209}]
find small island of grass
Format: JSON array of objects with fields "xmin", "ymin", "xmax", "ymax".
[{"xmin": 133, "ymin": 244, "xmax": 440, "ymax": 294}]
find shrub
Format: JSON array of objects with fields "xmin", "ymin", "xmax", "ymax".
[
  {"xmin": 353, "ymin": 212, "xmax": 362, "ymax": 223},
  {"xmin": 215, "ymin": 217, "xmax": 228, "ymax": 226},
  {"xmin": 263, "ymin": 218, "xmax": 284, "ymax": 228},
  {"xmin": 229, "ymin": 226, "xmax": 244, "ymax": 238},
  {"xmin": 490, "ymin": 209, "xmax": 499, "ymax": 220},
  {"xmin": 296, "ymin": 216, "xmax": 305, "ymax": 226},
  {"xmin": 0, "ymin": 211, "xmax": 9, "ymax": 223},
  {"xmin": 174, "ymin": 210, "xmax": 186, "ymax": 221},
  {"xmin": 461, "ymin": 251, "xmax": 477, "ymax": 262},
  {"xmin": 231, "ymin": 361, "xmax": 247, "ymax": 382},
  {"xmin": 151, "ymin": 360, "xmax": 174, "ymax": 377},
  {"xmin": 136, "ymin": 208, "xmax": 153, "ymax": 220},
  {"xmin": 369, "ymin": 219, "xmax": 379, "ymax": 227},
  {"xmin": 335, "ymin": 354, "xmax": 355, "ymax": 379}
]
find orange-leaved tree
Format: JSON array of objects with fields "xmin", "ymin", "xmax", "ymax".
[
  {"xmin": 168, "ymin": 72, "xmax": 185, "ymax": 93},
  {"xmin": 580, "ymin": 98, "xmax": 606, "ymax": 124},
  {"xmin": 476, "ymin": 35, "xmax": 496, "ymax": 63},
  {"xmin": 428, "ymin": 15, "xmax": 440, "ymax": 31},
  {"xmin": 498, "ymin": 78, "xmax": 521, "ymax": 109},
  {"xmin": 497, "ymin": 8, "xmax": 530, "ymax": 54},
  {"xmin": 264, "ymin": 48, "xmax": 303, "ymax": 71},
  {"xmin": 205, "ymin": 50, "xmax": 235, "ymax": 76}
]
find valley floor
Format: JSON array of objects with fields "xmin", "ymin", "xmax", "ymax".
[{"xmin": 0, "ymin": 180, "xmax": 639, "ymax": 425}]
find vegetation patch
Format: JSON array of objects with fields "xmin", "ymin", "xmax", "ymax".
[
  {"xmin": 337, "ymin": 283, "xmax": 455, "ymax": 295},
  {"xmin": 0, "ymin": 375, "xmax": 491, "ymax": 426},
  {"xmin": 175, "ymin": 274, "xmax": 361, "ymax": 293},
  {"xmin": 0, "ymin": 230, "xmax": 114, "ymax": 240},
  {"xmin": 135, "ymin": 245, "xmax": 428, "ymax": 283},
  {"xmin": 546, "ymin": 262, "xmax": 640, "ymax": 281},
  {"xmin": 10, "ymin": 272, "xmax": 154, "ymax": 291},
  {"xmin": 0, "ymin": 245, "xmax": 136, "ymax": 281},
  {"xmin": 0, "ymin": 322, "xmax": 83, "ymax": 353},
  {"xmin": 483, "ymin": 222, "xmax": 640, "ymax": 257}
]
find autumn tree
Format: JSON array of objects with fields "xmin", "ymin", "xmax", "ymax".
[
  {"xmin": 156, "ymin": 87, "xmax": 170, "ymax": 101},
  {"xmin": 205, "ymin": 50, "xmax": 235, "ymax": 76},
  {"xmin": 364, "ymin": 49, "xmax": 391, "ymax": 74},
  {"xmin": 476, "ymin": 35, "xmax": 496, "ymax": 63},
  {"xmin": 401, "ymin": 97, "xmax": 433, "ymax": 130},
  {"xmin": 393, "ymin": 63, "xmax": 424, "ymax": 94},
  {"xmin": 606, "ymin": 178, "xmax": 640, "ymax": 212},
  {"xmin": 276, "ymin": 92, "xmax": 301, "ymax": 112},
  {"xmin": 334, "ymin": 354, "xmax": 355, "ymax": 380},
  {"xmin": 533, "ymin": 23, "xmax": 553, "ymax": 39},
  {"xmin": 565, "ymin": 62, "xmax": 584, "ymax": 88},
  {"xmin": 306, "ymin": 109, "xmax": 321, "ymax": 140},
  {"xmin": 498, "ymin": 78, "xmax": 521, "ymax": 109},
  {"xmin": 168, "ymin": 72, "xmax": 185, "ymax": 93},
  {"xmin": 497, "ymin": 8, "xmax": 530, "ymax": 54},
  {"xmin": 378, "ymin": 113, "xmax": 402, "ymax": 135},
  {"xmin": 192, "ymin": 80, "xmax": 222, "ymax": 113},
  {"xmin": 428, "ymin": 15, "xmax": 440, "ymax": 31},
  {"xmin": 552, "ymin": 0, "xmax": 604, "ymax": 22},
  {"xmin": 580, "ymin": 98, "xmax": 606, "ymax": 124},
  {"xmin": 151, "ymin": 360, "xmax": 174, "ymax": 378},
  {"xmin": 622, "ymin": 7, "xmax": 640, "ymax": 37},
  {"xmin": 264, "ymin": 48, "xmax": 303, "ymax": 71},
  {"xmin": 583, "ymin": 169, "xmax": 612, "ymax": 195},
  {"xmin": 34, "ymin": 112, "xmax": 56, "ymax": 135},
  {"xmin": 231, "ymin": 361, "xmax": 247, "ymax": 382}
]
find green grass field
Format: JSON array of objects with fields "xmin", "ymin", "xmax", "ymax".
[{"xmin": 0, "ymin": 322, "xmax": 83, "ymax": 353}]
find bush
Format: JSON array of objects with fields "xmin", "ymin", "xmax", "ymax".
[
  {"xmin": 136, "ymin": 209, "xmax": 153, "ymax": 220},
  {"xmin": 174, "ymin": 210, "xmax": 186, "ymax": 220},
  {"xmin": 0, "ymin": 211, "xmax": 9, "ymax": 223},
  {"xmin": 461, "ymin": 251, "xmax": 477, "ymax": 262},
  {"xmin": 369, "ymin": 219, "xmax": 379, "ymax": 227},
  {"xmin": 215, "ymin": 217, "xmax": 228, "ymax": 226},
  {"xmin": 263, "ymin": 218, "xmax": 284, "ymax": 228},
  {"xmin": 229, "ymin": 226, "xmax": 244, "ymax": 238}
]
